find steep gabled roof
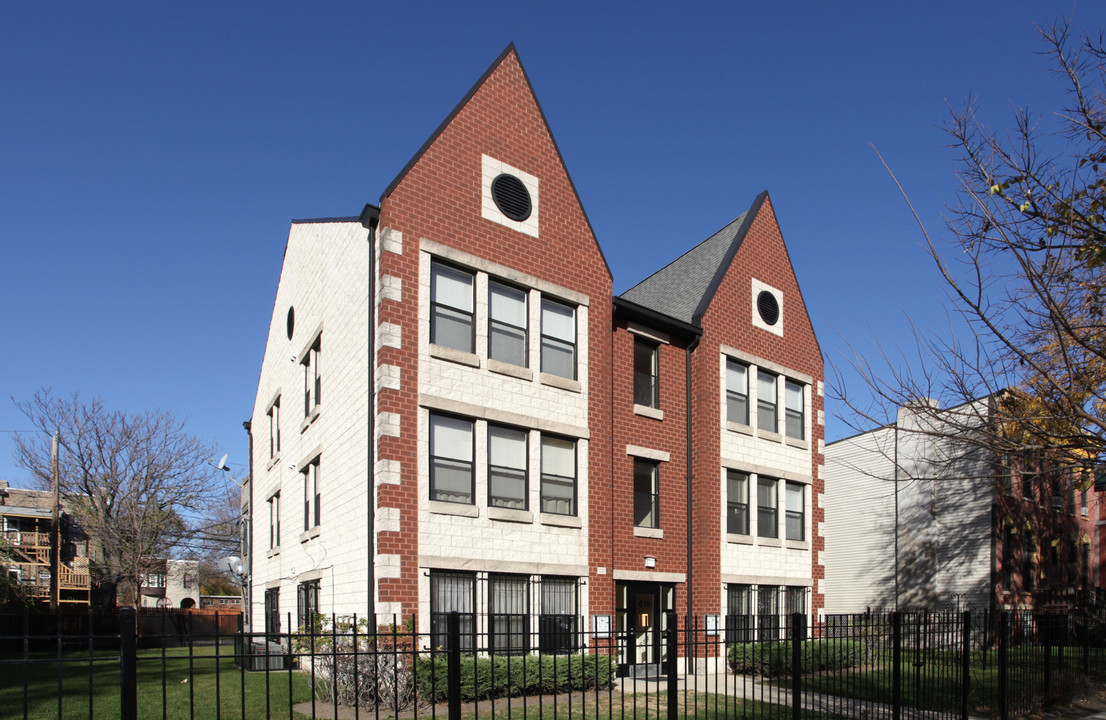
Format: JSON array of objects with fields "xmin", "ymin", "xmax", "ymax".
[
  {"xmin": 378, "ymin": 43, "xmax": 611, "ymax": 279},
  {"xmin": 620, "ymin": 192, "xmax": 767, "ymax": 325}
]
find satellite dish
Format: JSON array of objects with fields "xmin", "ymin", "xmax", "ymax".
[{"xmin": 216, "ymin": 454, "xmax": 228, "ymax": 471}]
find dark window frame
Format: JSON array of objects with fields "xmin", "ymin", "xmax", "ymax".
[
  {"xmin": 430, "ymin": 261, "xmax": 476, "ymax": 353},
  {"xmin": 429, "ymin": 413, "xmax": 475, "ymax": 505},
  {"xmin": 633, "ymin": 459, "xmax": 660, "ymax": 529},
  {"xmin": 540, "ymin": 433, "xmax": 577, "ymax": 516},
  {"xmin": 488, "ymin": 280, "xmax": 529, "ymax": 367},
  {"xmin": 727, "ymin": 470, "xmax": 750, "ymax": 535},
  {"xmin": 633, "ymin": 339, "xmax": 660, "ymax": 408},
  {"xmin": 488, "ymin": 423, "xmax": 528, "ymax": 510},
  {"xmin": 757, "ymin": 477, "xmax": 778, "ymax": 539},
  {"xmin": 540, "ymin": 298, "xmax": 577, "ymax": 380},
  {"xmin": 726, "ymin": 359, "xmax": 749, "ymax": 425}
]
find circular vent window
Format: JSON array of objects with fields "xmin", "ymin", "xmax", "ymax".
[
  {"xmin": 757, "ymin": 291, "xmax": 779, "ymax": 326},
  {"xmin": 491, "ymin": 174, "xmax": 532, "ymax": 221},
  {"xmin": 286, "ymin": 306, "xmax": 295, "ymax": 339}
]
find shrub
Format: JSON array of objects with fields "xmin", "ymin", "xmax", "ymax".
[
  {"xmin": 293, "ymin": 614, "xmax": 417, "ymax": 709},
  {"xmin": 414, "ymin": 652, "xmax": 617, "ymax": 704},
  {"xmin": 728, "ymin": 639, "xmax": 867, "ymax": 676}
]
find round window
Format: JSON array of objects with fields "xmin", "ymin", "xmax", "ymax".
[
  {"xmin": 491, "ymin": 173, "xmax": 532, "ymax": 221},
  {"xmin": 286, "ymin": 306, "xmax": 295, "ymax": 339},
  {"xmin": 757, "ymin": 291, "xmax": 779, "ymax": 326}
]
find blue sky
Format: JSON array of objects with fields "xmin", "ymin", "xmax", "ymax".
[{"xmin": 0, "ymin": 1, "xmax": 1096, "ymax": 486}]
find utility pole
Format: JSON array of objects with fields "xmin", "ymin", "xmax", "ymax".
[{"xmin": 51, "ymin": 432, "xmax": 60, "ymax": 610}]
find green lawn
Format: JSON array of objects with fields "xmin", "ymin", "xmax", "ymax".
[
  {"xmin": 794, "ymin": 645, "xmax": 1106, "ymax": 715},
  {"xmin": 0, "ymin": 646, "xmax": 312, "ymax": 719}
]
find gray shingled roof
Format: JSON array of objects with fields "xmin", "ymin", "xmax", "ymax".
[{"xmin": 620, "ymin": 211, "xmax": 750, "ymax": 325}]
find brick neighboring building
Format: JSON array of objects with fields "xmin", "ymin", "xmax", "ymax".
[{"xmin": 245, "ymin": 45, "xmax": 824, "ymax": 674}]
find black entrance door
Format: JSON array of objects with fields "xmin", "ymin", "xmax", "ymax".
[{"xmin": 615, "ymin": 581, "xmax": 673, "ymax": 677}]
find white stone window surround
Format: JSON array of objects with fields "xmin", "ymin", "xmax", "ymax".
[
  {"xmin": 481, "ymin": 155, "xmax": 540, "ymax": 238},
  {"xmin": 420, "ymin": 239, "xmax": 588, "ymax": 394},
  {"xmin": 719, "ymin": 345, "xmax": 812, "ymax": 448},
  {"xmin": 418, "ymin": 397, "xmax": 589, "ymax": 525},
  {"xmin": 720, "ymin": 461, "xmax": 811, "ymax": 549},
  {"xmin": 416, "ymin": 561, "xmax": 589, "ymax": 652},
  {"xmin": 751, "ymin": 278, "xmax": 784, "ymax": 337}
]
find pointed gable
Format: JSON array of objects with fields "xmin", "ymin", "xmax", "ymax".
[{"xmin": 379, "ymin": 45, "xmax": 610, "ymax": 283}]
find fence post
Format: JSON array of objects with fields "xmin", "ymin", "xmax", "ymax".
[
  {"xmin": 998, "ymin": 612, "xmax": 1008, "ymax": 720},
  {"xmin": 666, "ymin": 612, "xmax": 678, "ymax": 720},
  {"xmin": 892, "ymin": 612, "xmax": 902, "ymax": 720},
  {"xmin": 792, "ymin": 612, "xmax": 803, "ymax": 720},
  {"xmin": 1043, "ymin": 629, "xmax": 1053, "ymax": 709},
  {"xmin": 960, "ymin": 611, "xmax": 971, "ymax": 720},
  {"xmin": 1084, "ymin": 610, "xmax": 1091, "ymax": 676},
  {"xmin": 119, "ymin": 607, "xmax": 137, "ymax": 720},
  {"xmin": 447, "ymin": 612, "xmax": 461, "ymax": 720}
]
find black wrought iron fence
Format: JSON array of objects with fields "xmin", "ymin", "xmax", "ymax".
[{"xmin": 2, "ymin": 607, "xmax": 1106, "ymax": 719}]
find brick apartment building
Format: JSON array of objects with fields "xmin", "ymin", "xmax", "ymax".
[{"xmin": 245, "ymin": 45, "xmax": 824, "ymax": 673}]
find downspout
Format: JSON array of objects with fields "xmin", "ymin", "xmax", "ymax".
[
  {"xmin": 685, "ymin": 334, "xmax": 701, "ymax": 623},
  {"xmin": 893, "ymin": 422, "xmax": 900, "ymax": 611},
  {"xmin": 243, "ymin": 420, "xmax": 254, "ymax": 628},
  {"xmin": 360, "ymin": 204, "xmax": 380, "ymax": 622}
]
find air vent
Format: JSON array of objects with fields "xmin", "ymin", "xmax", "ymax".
[
  {"xmin": 757, "ymin": 291, "xmax": 780, "ymax": 326},
  {"xmin": 491, "ymin": 174, "xmax": 532, "ymax": 221},
  {"xmin": 286, "ymin": 307, "xmax": 295, "ymax": 340}
]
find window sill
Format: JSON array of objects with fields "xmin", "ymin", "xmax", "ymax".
[
  {"xmin": 266, "ymin": 455, "xmax": 282, "ymax": 472},
  {"xmin": 428, "ymin": 500, "xmax": 479, "ymax": 518},
  {"xmin": 488, "ymin": 507, "xmax": 533, "ymax": 524},
  {"xmin": 300, "ymin": 406, "xmax": 321, "ymax": 433},
  {"xmin": 726, "ymin": 421, "xmax": 754, "ymax": 436},
  {"xmin": 634, "ymin": 526, "xmax": 663, "ymax": 539},
  {"xmin": 266, "ymin": 547, "xmax": 281, "ymax": 558},
  {"xmin": 726, "ymin": 533, "xmax": 754, "ymax": 545},
  {"xmin": 786, "ymin": 540, "xmax": 810, "ymax": 550},
  {"xmin": 487, "ymin": 358, "xmax": 533, "ymax": 381},
  {"xmin": 633, "ymin": 404, "xmax": 663, "ymax": 421},
  {"xmin": 429, "ymin": 344, "xmax": 480, "ymax": 368},
  {"xmin": 757, "ymin": 429, "xmax": 782, "ymax": 442},
  {"xmin": 757, "ymin": 536, "xmax": 782, "ymax": 548},
  {"xmin": 785, "ymin": 437, "xmax": 810, "ymax": 450},
  {"xmin": 299, "ymin": 527, "xmax": 320, "ymax": 544},
  {"xmin": 539, "ymin": 513, "xmax": 581, "ymax": 528},
  {"xmin": 540, "ymin": 373, "xmax": 581, "ymax": 393}
]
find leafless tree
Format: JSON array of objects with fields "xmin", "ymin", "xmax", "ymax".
[
  {"xmin": 12, "ymin": 390, "xmax": 228, "ymax": 607},
  {"xmin": 835, "ymin": 19, "xmax": 1106, "ymax": 483}
]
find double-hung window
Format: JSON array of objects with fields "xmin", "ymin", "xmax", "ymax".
[
  {"xmin": 488, "ymin": 424, "xmax": 527, "ymax": 509},
  {"xmin": 634, "ymin": 340, "xmax": 659, "ymax": 408},
  {"xmin": 264, "ymin": 588, "xmax": 280, "ymax": 635},
  {"xmin": 303, "ymin": 337, "xmax": 321, "ymax": 417},
  {"xmin": 726, "ymin": 584, "xmax": 753, "ymax": 643},
  {"xmin": 757, "ymin": 370, "xmax": 777, "ymax": 432},
  {"xmin": 430, "ymin": 570, "xmax": 475, "ymax": 651},
  {"xmin": 541, "ymin": 299, "xmax": 576, "ymax": 379},
  {"xmin": 757, "ymin": 478, "xmax": 778, "ymax": 539},
  {"xmin": 540, "ymin": 434, "xmax": 576, "ymax": 515},
  {"xmin": 633, "ymin": 459, "xmax": 659, "ymax": 528},
  {"xmin": 786, "ymin": 587, "xmax": 807, "ymax": 639},
  {"xmin": 303, "ymin": 458, "xmax": 320, "ymax": 531},
  {"xmin": 539, "ymin": 577, "xmax": 578, "ymax": 654},
  {"xmin": 431, "ymin": 262, "xmax": 475, "ymax": 353},
  {"xmin": 727, "ymin": 470, "xmax": 750, "ymax": 535},
  {"xmin": 785, "ymin": 482, "xmax": 804, "ymax": 541},
  {"xmin": 489, "ymin": 574, "xmax": 529, "ymax": 655},
  {"xmin": 757, "ymin": 585, "xmax": 780, "ymax": 641},
  {"xmin": 489, "ymin": 281, "xmax": 528, "ymax": 366},
  {"xmin": 268, "ymin": 492, "xmax": 280, "ymax": 549},
  {"xmin": 430, "ymin": 414, "xmax": 474, "ymax": 504},
  {"xmin": 268, "ymin": 398, "xmax": 280, "ymax": 459},
  {"xmin": 726, "ymin": 360, "xmax": 749, "ymax": 425},
  {"xmin": 784, "ymin": 380, "xmax": 804, "ymax": 440},
  {"xmin": 296, "ymin": 579, "xmax": 320, "ymax": 631}
]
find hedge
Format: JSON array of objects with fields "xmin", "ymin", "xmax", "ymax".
[
  {"xmin": 415, "ymin": 653, "xmax": 617, "ymax": 703},
  {"xmin": 728, "ymin": 639, "xmax": 867, "ymax": 676}
]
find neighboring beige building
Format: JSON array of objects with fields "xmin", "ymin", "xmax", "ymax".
[{"xmin": 139, "ymin": 558, "xmax": 200, "ymax": 609}]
